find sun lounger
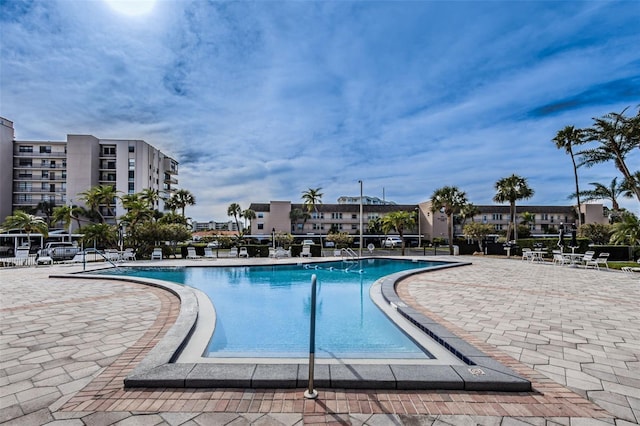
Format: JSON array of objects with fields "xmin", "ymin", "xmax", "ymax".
[
  {"xmin": 186, "ymin": 247, "xmax": 200, "ymax": 259},
  {"xmin": 203, "ymin": 247, "xmax": 216, "ymax": 259},
  {"xmin": 228, "ymin": 247, "xmax": 238, "ymax": 257},
  {"xmin": 121, "ymin": 248, "xmax": 136, "ymax": 261},
  {"xmin": 300, "ymin": 245, "xmax": 311, "ymax": 257},
  {"xmin": 151, "ymin": 248, "xmax": 163, "ymax": 260},
  {"xmin": 239, "ymin": 247, "xmax": 249, "ymax": 258}
]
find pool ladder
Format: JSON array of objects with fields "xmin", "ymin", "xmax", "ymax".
[{"xmin": 340, "ymin": 248, "xmax": 360, "ymax": 272}]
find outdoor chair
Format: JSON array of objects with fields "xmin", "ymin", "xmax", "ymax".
[
  {"xmin": 552, "ymin": 250, "xmax": 565, "ymax": 266},
  {"xmin": 239, "ymin": 247, "xmax": 249, "ymax": 258},
  {"xmin": 151, "ymin": 248, "xmax": 163, "ymax": 260},
  {"xmin": 186, "ymin": 247, "xmax": 200, "ymax": 259},
  {"xmin": 269, "ymin": 247, "xmax": 276, "ymax": 258},
  {"xmin": 585, "ymin": 252, "xmax": 609, "ymax": 270},
  {"xmin": 11, "ymin": 248, "xmax": 32, "ymax": 266},
  {"xmin": 580, "ymin": 251, "xmax": 596, "ymax": 268},
  {"xmin": 521, "ymin": 248, "xmax": 534, "ymax": 262},
  {"xmin": 203, "ymin": 247, "xmax": 216, "ymax": 259},
  {"xmin": 228, "ymin": 247, "xmax": 238, "ymax": 257},
  {"xmin": 121, "ymin": 248, "xmax": 136, "ymax": 261},
  {"xmin": 300, "ymin": 245, "xmax": 311, "ymax": 257}
]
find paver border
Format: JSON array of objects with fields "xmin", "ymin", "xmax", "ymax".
[{"xmin": 51, "ymin": 259, "xmax": 532, "ymax": 391}]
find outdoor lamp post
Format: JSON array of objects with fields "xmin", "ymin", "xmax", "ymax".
[{"xmin": 272, "ymin": 228, "xmax": 276, "ymax": 249}]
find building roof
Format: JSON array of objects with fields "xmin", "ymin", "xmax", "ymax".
[
  {"xmin": 474, "ymin": 205, "xmax": 576, "ymax": 214},
  {"xmin": 248, "ymin": 202, "xmax": 417, "ymax": 213}
]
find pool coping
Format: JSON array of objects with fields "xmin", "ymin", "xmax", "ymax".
[{"xmin": 51, "ymin": 259, "xmax": 532, "ymax": 392}]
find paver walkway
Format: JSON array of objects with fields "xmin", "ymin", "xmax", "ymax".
[{"xmin": 0, "ymin": 256, "xmax": 638, "ymax": 425}]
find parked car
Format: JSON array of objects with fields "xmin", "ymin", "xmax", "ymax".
[
  {"xmin": 383, "ymin": 237, "xmax": 403, "ymax": 248},
  {"xmin": 207, "ymin": 241, "xmax": 219, "ymax": 248},
  {"xmin": 324, "ymin": 241, "xmax": 335, "ymax": 248},
  {"xmin": 302, "ymin": 240, "xmax": 314, "ymax": 245}
]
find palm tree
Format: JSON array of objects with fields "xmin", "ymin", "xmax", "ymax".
[
  {"xmin": 227, "ymin": 203, "xmax": 242, "ymax": 233},
  {"xmin": 459, "ymin": 202, "xmax": 480, "ymax": 228},
  {"xmin": 289, "ymin": 208, "xmax": 308, "ymax": 233},
  {"xmin": 52, "ymin": 205, "xmax": 73, "ymax": 241},
  {"xmin": 367, "ymin": 217, "xmax": 383, "ymax": 235},
  {"xmin": 430, "ymin": 186, "xmax": 468, "ymax": 255},
  {"xmin": 553, "ymin": 125, "xmax": 585, "ymax": 226},
  {"xmin": 609, "ymin": 212, "xmax": 640, "ymax": 245},
  {"xmin": 140, "ymin": 188, "xmax": 160, "ymax": 209},
  {"xmin": 579, "ymin": 107, "xmax": 640, "ymax": 202},
  {"xmin": 241, "ymin": 209, "xmax": 256, "ymax": 232},
  {"xmin": 79, "ymin": 184, "xmax": 120, "ymax": 223},
  {"xmin": 2, "ymin": 210, "xmax": 49, "ymax": 246},
  {"xmin": 170, "ymin": 189, "xmax": 196, "ymax": 218},
  {"xmin": 381, "ymin": 211, "xmax": 415, "ymax": 255},
  {"xmin": 302, "ymin": 187, "xmax": 323, "ymax": 248},
  {"xmin": 493, "ymin": 174, "xmax": 534, "ymax": 243},
  {"xmin": 572, "ymin": 177, "xmax": 633, "ymax": 211},
  {"xmin": 35, "ymin": 200, "xmax": 56, "ymax": 227}
]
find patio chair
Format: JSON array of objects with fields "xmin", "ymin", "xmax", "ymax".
[
  {"xmin": 203, "ymin": 247, "xmax": 216, "ymax": 259},
  {"xmin": 228, "ymin": 247, "xmax": 238, "ymax": 257},
  {"xmin": 580, "ymin": 251, "xmax": 596, "ymax": 268},
  {"xmin": 300, "ymin": 245, "xmax": 311, "ymax": 257},
  {"xmin": 552, "ymin": 250, "xmax": 565, "ymax": 266},
  {"xmin": 269, "ymin": 247, "xmax": 276, "ymax": 258},
  {"xmin": 585, "ymin": 252, "xmax": 609, "ymax": 270},
  {"xmin": 239, "ymin": 247, "xmax": 249, "ymax": 258},
  {"xmin": 11, "ymin": 248, "xmax": 31, "ymax": 266},
  {"xmin": 151, "ymin": 248, "xmax": 163, "ymax": 260},
  {"xmin": 104, "ymin": 249, "xmax": 121, "ymax": 262},
  {"xmin": 186, "ymin": 247, "xmax": 200, "ymax": 259},
  {"xmin": 121, "ymin": 248, "xmax": 136, "ymax": 261},
  {"xmin": 521, "ymin": 248, "xmax": 534, "ymax": 262}
]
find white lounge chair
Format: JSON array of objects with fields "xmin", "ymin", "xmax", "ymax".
[
  {"xmin": 580, "ymin": 251, "xmax": 595, "ymax": 268},
  {"xmin": 186, "ymin": 247, "xmax": 200, "ymax": 259},
  {"xmin": 521, "ymin": 248, "xmax": 534, "ymax": 262},
  {"xmin": 151, "ymin": 248, "xmax": 163, "ymax": 260},
  {"xmin": 239, "ymin": 247, "xmax": 249, "ymax": 258},
  {"xmin": 552, "ymin": 250, "xmax": 565, "ymax": 266},
  {"xmin": 300, "ymin": 245, "xmax": 311, "ymax": 257},
  {"xmin": 228, "ymin": 247, "xmax": 238, "ymax": 257},
  {"xmin": 104, "ymin": 249, "xmax": 121, "ymax": 262},
  {"xmin": 269, "ymin": 247, "xmax": 276, "ymax": 258},
  {"xmin": 203, "ymin": 247, "xmax": 216, "ymax": 259}
]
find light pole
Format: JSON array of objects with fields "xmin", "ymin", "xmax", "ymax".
[
  {"xmin": 272, "ymin": 228, "xmax": 276, "ymax": 249},
  {"xmin": 358, "ymin": 180, "xmax": 363, "ymax": 257},
  {"xmin": 415, "ymin": 207, "xmax": 421, "ymax": 251}
]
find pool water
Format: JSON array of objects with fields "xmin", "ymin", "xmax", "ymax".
[{"xmin": 103, "ymin": 259, "xmax": 447, "ymax": 359}]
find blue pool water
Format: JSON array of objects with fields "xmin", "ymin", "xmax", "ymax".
[{"xmin": 100, "ymin": 259, "xmax": 447, "ymax": 359}]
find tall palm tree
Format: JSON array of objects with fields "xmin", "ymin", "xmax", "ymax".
[
  {"xmin": 227, "ymin": 203, "xmax": 242, "ymax": 233},
  {"xmin": 302, "ymin": 187, "xmax": 323, "ymax": 248},
  {"xmin": 553, "ymin": 125, "xmax": 585, "ymax": 226},
  {"xmin": 493, "ymin": 174, "xmax": 534, "ymax": 242},
  {"xmin": 79, "ymin": 184, "xmax": 120, "ymax": 223},
  {"xmin": 609, "ymin": 212, "xmax": 640, "ymax": 245},
  {"xmin": 35, "ymin": 200, "xmax": 56, "ymax": 227},
  {"xmin": 579, "ymin": 107, "xmax": 640, "ymax": 202},
  {"xmin": 381, "ymin": 211, "xmax": 415, "ymax": 256},
  {"xmin": 459, "ymin": 202, "xmax": 480, "ymax": 228},
  {"xmin": 572, "ymin": 177, "xmax": 633, "ymax": 211},
  {"xmin": 2, "ymin": 210, "xmax": 49, "ymax": 245},
  {"xmin": 241, "ymin": 208, "xmax": 256, "ymax": 232},
  {"xmin": 430, "ymin": 186, "xmax": 468, "ymax": 255},
  {"xmin": 171, "ymin": 189, "xmax": 196, "ymax": 218}
]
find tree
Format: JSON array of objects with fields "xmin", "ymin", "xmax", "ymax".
[
  {"xmin": 381, "ymin": 211, "xmax": 415, "ymax": 255},
  {"xmin": 493, "ymin": 174, "xmax": 534, "ymax": 243},
  {"xmin": 289, "ymin": 208, "xmax": 308, "ymax": 233},
  {"xmin": 140, "ymin": 188, "xmax": 160, "ymax": 209},
  {"xmin": 520, "ymin": 211, "xmax": 536, "ymax": 227},
  {"xmin": 170, "ymin": 189, "xmax": 196, "ymax": 218},
  {"xmin": 80, "ymin": 223, "xmax": 117, "ymax": 249},
  {"xmin": 578, "ymin": 223, "xmax": 611, "ymax": 245},
  {"xmin": 553, "ymin": 126, "xmax": 585, "ymax": 226},
  {"xmin": 301, "ymin": 187, "xmax": 323, "ymax": 245},
  {"xmin": 463, "ymin": 222, "xmax": 494, "ymax": 252},
  {"xmin": 227, "ymin": 203, "xmax": 242, "ymax": 233},
  {"xmin": 430, "ymin": 186, "xmax": 468, "ymax": 255},
  {"xmin": 459, "ymin": 202, "xmax": 480, "ymax": 228},
  {"xmin": 367, "ymin": 217, "xmax": 383, "ymax": 235},
  {"xmin": 35, "ymin": 200, "xmax": 56, "ymax": 227},
  {"xmin": 579, "ymin": 107, "xmax": 640, "ymax": 202},
  {"xmin": 571, "ymin": 177, "xmax": 633, "ymax": 211},
  {"xmin": 241, "ymin": 209, "xmax": 256, "ymax": 232},
  {"xmin": 79, "ymin": 184, "xmax": 120, "ymax": 223},
  {"xmin": 2, "ymin": 211, "xmax": 49, "ymax": 245},
  {"xmin": 609, "ymin": 212, "xmax": 640, "ymax": 245}
]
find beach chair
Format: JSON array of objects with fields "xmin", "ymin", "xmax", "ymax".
[
  {"xmin": 104, "ymin": 249, "xmax": 121, "ymax": 262},
  {"xmin": 203, "ymin": 247, "xmax": 216, "ymax": 259},
  {"xmin": 269, "ymin": 247, "xmax": 276, "ymax": 258},
  {"xmin": 228, "ymin": 247, "xmax": 238, "ymax": 257},
  {"xmin": 580, "ymin": 251, "xmax": 596, "ymax": 268},
  {"xmin": 300, "ymin": 245, "xmax": 311, "ymax": 257},
  {"xmin": 521, "ymin": 248, "xmax": 534, "ymax": 262},
  {"xmin": 239, "ymin": 247, "xmax": 249, "ymax": 258},
  {"xmin": 65, "ymin": 252, "xmax": 86, "ymax": 264},
  {"xmin": 186, "ymin": 247, "xmax": 200, "ymax": 259},
  {"xmin": 552, "ymin": 250, "xmax": 565, "ymax": 266},
  {"xmin": 151, "ymin": 248, "xmax": 163, "ymax": 260}
]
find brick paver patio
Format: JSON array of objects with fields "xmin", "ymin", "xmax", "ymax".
[{"xmin": 0, "ymin": 256, "xmax": 638, "ymax": 425}]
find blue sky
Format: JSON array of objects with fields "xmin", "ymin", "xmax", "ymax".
[{"xmin": 1, "ymin": 0, "xmax": 639, "ymax": 221}]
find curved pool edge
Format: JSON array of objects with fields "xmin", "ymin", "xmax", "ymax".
[{"xmin": 50, "ymin": 259, "xmax": 532, "ymax": 392}]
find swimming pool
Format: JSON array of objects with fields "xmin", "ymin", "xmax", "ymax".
[{"xmin": 107, "ymin": 259, "xmax": 448, "ymax": 359}]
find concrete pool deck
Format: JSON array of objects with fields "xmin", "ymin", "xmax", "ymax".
[{"xmin": 1, "ymin": 255, "xmax": 638, "ymax": 425}]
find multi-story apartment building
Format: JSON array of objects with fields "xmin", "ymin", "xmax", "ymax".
[
  {"xmin": 249, "ymin": 199, "xmax": 609, "ymax": 244},
  {"xmin": 0, "ymin": 118, "xmax": 179, "ymax": 225},
  {"xmin": 191, "ymin": 220, "xmax": 243, "ymax": 232}
]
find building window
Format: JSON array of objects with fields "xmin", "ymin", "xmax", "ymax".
[
  {"xmin": 128, "ymin": 182, "xmax": 135, "ymax": 193},
  {"xmin": 351, "ymin": 224, "xmax": 358, "ymax": 230},
  {"xmin": 41, "ymin": 171, "xmax": 49, "ymax": 179},
  {"xmin": 352, "ymin": 214, "xmax": 357, "ymax": 220},
  {"xmin": 18, "ymin": 145, "xmax": 33, "ymax": 153},
  {"xmin": 129, "ymin": 145, "xmax": 135, "ymax": 153},
  {"xmin": 102, "ymin": 146, "xmax": 116, "ymax": 155},
  {"xmin": 331, "ymin": 213, "xmax": 343, "ymax": 219},
  {"xmin": 311, "ymin": 212, "xmax": 324, "ymax": 219},
  {"xmin": 18, "ymin": 159, "xmax": 32, "ymax": 167},
  {"xmin": 39, "ymin": 146, "xmax": 51, "ymax": 153},
  {"xmin": 257, "ymin": 213, "xmax": 264, "ymax": 218},
  {"xmin": 312, "ymin": 223, "xmax": 325, "ymax": 230},
  {"xmin": 494, "ymin": 224, "xmax": 503, "ymax": 230},
  {"xmin": 541, "ymin": 214, "xmax": 548, "ymax": 221},
  {"xmin": 257, "ymin": 223, "xmax": 264, "ymax": 230},
  {"xmin": 492, "ymin": 214, "xmax": 502, "ymax": 220},
  {"xmin": 128, "ymin": 170, "xmax": 135, "ymax": 180}
]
